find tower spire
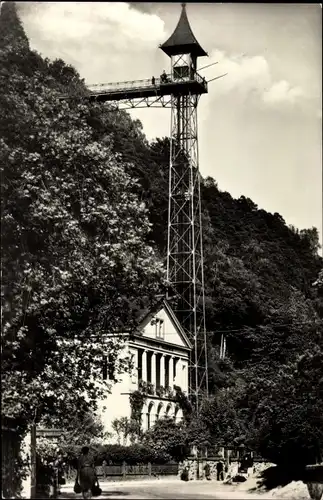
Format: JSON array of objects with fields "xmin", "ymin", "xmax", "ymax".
[{"xmin": 160, "ymin": 3, "xmax": 207, "ymax": 58}]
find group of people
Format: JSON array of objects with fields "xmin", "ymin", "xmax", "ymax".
[{"xmin": 151, "ymin": 70, "xmax": 169, "ymax": 86}]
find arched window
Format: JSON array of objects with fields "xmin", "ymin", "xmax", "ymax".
[
  {"xmin": 147, "ymin": 402, "xmax": 155, "ymax": 430},
  {"xmin": 156, "ymin": 402, "xmax": 163, "ymax": 421},
  {"xmin": 165, "ymin": 403, "xmax": 172, "ymax": 418}
]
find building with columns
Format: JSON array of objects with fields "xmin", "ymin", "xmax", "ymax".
[{"xmin": 98, "ymin": 300, "xmax": 192, "ymax": 442}]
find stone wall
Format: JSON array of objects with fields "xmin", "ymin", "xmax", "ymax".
[
  {"xmin": 178, "ymin": 457, "xmax": 234, "ymax": 481},
  {"xmin": 178, "ymin": 457, "xmax": 273, "ymax": 482}
]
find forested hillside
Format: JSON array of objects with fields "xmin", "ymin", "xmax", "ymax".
[
  {"xmin": 90, "ymin": 87, "xmax": 322, "ymax": 388},
  {"xmin": 1, "ymin": 1, "xmax": 322, "ymax": 479}
]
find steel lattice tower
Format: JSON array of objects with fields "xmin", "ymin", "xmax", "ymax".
[
  {"xmin": 67, "ymin": 3, "xmax": 210, "ymax": 411},
  {"xmin": 160, "ymin": 4, "xmax": 208, "ymax": 409}
]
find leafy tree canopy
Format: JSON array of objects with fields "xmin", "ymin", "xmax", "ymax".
[
  {"xmin": 1, "ymin": 1, "xmax": 164, "ymax": 431},
  {"xmin": 142, "ymin": 417, "xmax": 190, "ymax": 463}
]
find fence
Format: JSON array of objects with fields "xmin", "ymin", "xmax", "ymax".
[
  {"xmin": 2, "ymin": 419, "xmax": 21, "ymax": 498},
  {"xmin": 65, "ymin": 462, "xmax": 178, "ymax": 482}
]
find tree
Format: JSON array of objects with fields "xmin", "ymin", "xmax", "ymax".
[
  {"xmin": 313, "ymin": 269, "xmax": 323, "ymax": 290},
  {"xmin": 199, "ymin": 386, "xmax": 246, "ymax": 449},
  {"xmin": 245, "ymin": 346, "xmax": 323, "ymax": 468},
  {"xmin": 111, "ymin": 417, "xmax": 139, "ymax": 446},
  {"xmin": 59, "ymin": 411, "xmax": 109, "ymax": 447},
  {"xmin": 142, "ymin": 417, "xmax": 190, "ymax": 462},
  {"xmin": 300, "ymin": 228, "xmax": 321, "ymax": 256},
  {"xmin": 1, "ymin": 1, "xmax": 164, "ymax": 434}
]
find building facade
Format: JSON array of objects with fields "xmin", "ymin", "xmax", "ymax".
[{"xmin": 98, "ymin": 300, "xmax": 192, "ymax": 442}]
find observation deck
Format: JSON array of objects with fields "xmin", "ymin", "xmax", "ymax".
[{"xmin": 87, "ymin": 71, "xmax": 208, "ymax": 103}]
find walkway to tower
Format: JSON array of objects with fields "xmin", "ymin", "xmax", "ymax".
[{"xmin": 87, "ymin": 72, "xmax": 207, "ymax": 103}]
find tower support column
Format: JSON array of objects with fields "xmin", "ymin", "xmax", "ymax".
[{"xmin": 167, "ymin": 91, "xmax": 208, "ymax": 410}]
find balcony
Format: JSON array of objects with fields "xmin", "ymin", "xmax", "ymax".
[
  {"xmin": 86, "ymin": 71, "xmax": 207, "ymax": 103},
  {"xmin": 136, "ymin": 380, "xmax": 178, "ymax": 400}
]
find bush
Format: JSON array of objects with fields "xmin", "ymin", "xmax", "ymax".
[
  {"xmin": 59, "ymin": 443, "xmax": 172, "ymax": 468},
  {"xmin": 142, "ymin": 417, "xmax": 190, "ymax": 463},
  {"xmin": 95, "ymin": 444, "xmax": 171, "ymax": 465}
]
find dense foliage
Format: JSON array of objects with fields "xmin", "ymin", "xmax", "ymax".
[
  {"xmin": 142, "ymin": 417, "xmax": 190, "ymax": 463},
  {"xmin": 55, "ymin": 443, "xmax": 171, "ymax": 468},
  {"xmin": 2, "ymin": 1, "xmax": 323, "ymax": 481},
  {"xmin": 1, "ymin": 1, "xmax": 164, "ymax": 431}
]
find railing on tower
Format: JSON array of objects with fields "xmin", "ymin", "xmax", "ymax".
[{"xmin": 87, "ymin": 71, "xmax": 207, "ymax": 96}]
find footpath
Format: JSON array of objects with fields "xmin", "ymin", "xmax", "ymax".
[
  {"xmin": 59, "ymin": 475, "xmax": 312, "ymax": 500},
  {"xmin": 59, "ymin": 477, "xmax": 272, "ymax": 499},
  {"xmin": 61, "ymin": 477, "xmax": 180, "ymax": 492}
]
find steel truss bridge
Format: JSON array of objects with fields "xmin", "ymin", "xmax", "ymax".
[{"xmin": 80, "ymin": 72, "xmax": 208, "ymax": 109}]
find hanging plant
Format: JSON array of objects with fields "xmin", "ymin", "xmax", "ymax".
[
  {"xmin": 173, "ymin": 385, "xmax": 193, "ymax": 423},
  {"xmin": 129, "ymin": 390, "xmax": 146, "ymax": 425}
]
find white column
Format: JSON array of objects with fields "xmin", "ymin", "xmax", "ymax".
[
  {"xmin": 169, "ymin": 356, "xmax": 174, "ymax": 388},
  {"xmin": 151, "ymin": 352, "xmax": 156, "ymax": 389},
  {"xmin": 160, "ymin": 354, "xmax": 165, "ymax": 387},
  {"xmin": 182, "ymin": 361, "xmax": 187, "ymax": 393},
  {"xmin": 174, "ymin": 357, "xmax": 180, "ymax": 387},
  {"xmin": 130, "ymin": 348, "xmax": 138, "ymax": 390},
  {"xmin": 142, "ymin": 350, "xmax": 147, "ymax": 383}
]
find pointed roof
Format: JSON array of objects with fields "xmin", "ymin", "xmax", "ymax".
[
  {"xmin": 138, "ymin": 299, "xmax": 193, "ymax": 351},
  {"xmin": 160, "ymin": 3, "xmax": 207, "ymax": 58}
]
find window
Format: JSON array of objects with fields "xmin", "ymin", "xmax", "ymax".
[
  {"xmin": 150, "ymin": 317, "xmax": 165, "ymax": 339},
  {"xmin": 102, "ymin": 354, "xmax": 115, "ymax": 381},
  {"xmin": 172, "ymin": 54, "xmax": 193, "ymax": 81},
  {"xmin": 174, "ymin": 65, "xmax": 189, "ymax": 80},
  {"xmin": 158, "ymin": 318, "xmax": 164, "ymax": 339}
]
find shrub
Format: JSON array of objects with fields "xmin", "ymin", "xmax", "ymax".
[
  {"xmin": 59, "ymin": 443, "xmax": 172, "ymax": 468},
  {"xmin": 142, "ymin": 417, "xmax": 191, "ymax": 463},
  {"xmin": 95, "ymin": 444, "xmax": 171, "ymax": 465}
]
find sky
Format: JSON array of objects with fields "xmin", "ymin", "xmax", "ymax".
[{"xmin": 17, "ymin": 2, "xmax": 322, "ymax": 248}]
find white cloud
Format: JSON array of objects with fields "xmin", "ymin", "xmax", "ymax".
[
  {"xmin": 206, "ymin": 50, "xmax": 305, "ymax": 106},
  {"xmin": 263, "ymin": 80, "xmax": 304, "ymax": 104},
  {"xmin": 19, "ymin": 2, "xmax": 167, "ymax": 84},
  {"xmin": 206, "ymin": 50, "xmax": 270, "ymax": 95},
  {"xmin": 20, "ymin": 2, "xmax": 166, "ymax": 49}
]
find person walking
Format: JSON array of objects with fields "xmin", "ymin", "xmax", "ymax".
[
  {"xmin": 76, "ymin": 446, "xmax": 97, "ymax": 499},
  {"xmin": 216, "ymin": 460, "xmax": 224, "ymax": 481},
  {"xmin": 204, "ymin": 462, "xmax": 211, "ymax": 480}
]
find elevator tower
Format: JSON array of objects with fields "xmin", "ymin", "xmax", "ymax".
[
  {"xmin": 68, "ymin": 3, "xmax": 210, "ymax": 410},
  {"xmin": 160, "ymin": 4, "xmax": 208, "ymax": 408}
]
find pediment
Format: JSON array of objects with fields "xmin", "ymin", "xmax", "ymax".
[{"xmin": 138, "ymin": 300, "xmax": 192, "ymax": 350}]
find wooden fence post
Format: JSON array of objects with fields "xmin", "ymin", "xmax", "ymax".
[
  {"xmin": 122, "ymin": 461, "xmax": 126, "ymax": 480},
  {"xmin": 148, "ymin": 462, "xmax": 151, "ymax": 477}
]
